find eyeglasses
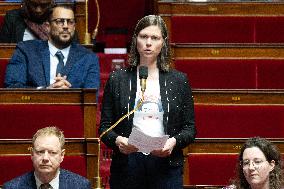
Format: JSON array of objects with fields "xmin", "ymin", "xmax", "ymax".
[
  {"xmin": 241, "ymin": 159, "xmax": 267, "ymax": 169},
  {"xmin": 51, "ymin": 18, "xmax": 75, "ymax": 27}
]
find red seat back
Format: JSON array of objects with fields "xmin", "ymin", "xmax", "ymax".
[
  {"xmin": 0, "ymin": 105, "xmax": 84, "ymax": 138},
  {"xmin": 195, "ymin": 105, "xmax": 284, "ymax": 138},
  {"xmin": 175, "ymin": 59, "xmax": 257, "ymax": 89},
  {"xmin": 0, "ymin": 59, "xmax": 9, "ymax": 88},
  {"xmin": 171, "ymin": 16, "xmax": 255, "ymax": 43},
  {"xmin": 188, "ymin": 154, "xmax": 238, "ymax": 185}
]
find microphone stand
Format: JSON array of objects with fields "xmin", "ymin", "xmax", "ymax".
[{"xmin": 94, "ymin": 94, "xmax": 145, "ymax": 189}]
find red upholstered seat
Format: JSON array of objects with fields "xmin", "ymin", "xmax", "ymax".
[
  {"xmin": 188, "ymin": 154, "xmax": 238, "ymax": 185},
  {"xmin": 97, "ymin": 53, "xmax": 128, "ymax": 81},
  {"xmin": 195, "ymin": 105, "xmax": 284, "ymax": 138},
  {"xmin": 0, "ymin": 105, "xmax": 84, "ymax": 138},
  {"xmin": 0, "ymin": 156, "xmax": 87, "ymax": 185},
  {"xmin": 255, "ymin": 17, "xmax": 284, "ymax": 43},
  {"xmin": 0, "ymin": 59, "xmax": 9, "ymax": 88},
  {"xmin": 257, "ymin": 59, "xmax": 284, "ymax": 89},
  {"xmin": 171, "ymin": 16, "xmax": 255, "ymax": 43},
  {"xmin": 0, "ymin": 156, "xmax": 32, "ymax": 184},
  {"xmin": 171, "ymin": 16, "xmax": 284, "ymax": 43},
  {"xmin": 0, "ymin": 15, "xmax": 4, "ymax": 29},
  {"xmin": 174, "ymin": 59, "xmax": 257, "ymax": 89}
]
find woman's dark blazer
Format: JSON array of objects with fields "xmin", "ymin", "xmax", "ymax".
[{"xmin": 99, "ymin": 67, "xmax": 196, "ymax": 167}]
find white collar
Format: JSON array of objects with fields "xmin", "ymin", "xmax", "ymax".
[
  {"xmin": 48, "ymin": 41, "xmax": 70, "ymax": 59},
  {"xmin": 34, "ymin": 169, "xmax": 60, "ymax": 189}
]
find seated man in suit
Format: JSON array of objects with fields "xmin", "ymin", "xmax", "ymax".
[
  {"xmin": 0, "ymin": 0, "xmax": 54, "ymax": 43},
  {"xmin": 4, "ymin": 4, "xmax": 100, "ymax": 89},
  {"xmin": 3, "ymin": 126, "xmax": 91, "ymax": 189}
]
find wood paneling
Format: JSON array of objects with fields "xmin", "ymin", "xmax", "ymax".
[
  {"xmin": 158, "ymin": 1, "xmax": 284, "ymax": 16},
  {"xmin": 172, "ymin": 43, "xmax": 284, "ymax": 59},
  {"xmin": 192, "ymin": 89, "xmax": 284, "ymax": 105}
]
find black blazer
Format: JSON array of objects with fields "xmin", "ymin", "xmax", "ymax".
[
  {"xmin": 99, "ymin": 67, "xmax": 196, "ymax": 166},
  {"xmin": 0, "ymin": 8, "xmax": 27, "ymax": 43}
]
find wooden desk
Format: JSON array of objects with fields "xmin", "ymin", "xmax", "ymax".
[
  {"xmin": 192, "ymin": 89, "xmax": 284, "ymax": 105},
  {"xmin": 172, "ymin": 43, "xmax": 284, "ymax": 59}
]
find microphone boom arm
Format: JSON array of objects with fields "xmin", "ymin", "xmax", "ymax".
[{"xmin": 95, "ymin": 94, "xmax": 145, "ymax": 188}]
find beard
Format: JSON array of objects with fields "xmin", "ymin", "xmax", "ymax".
[{"xmin": 50, "ymin": 31, "xmax": 75, "ymax": 49}]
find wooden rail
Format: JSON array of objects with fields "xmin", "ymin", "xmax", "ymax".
[{"xmin": 172, "ymin": 43, "xmax": 284, "ymax": 59}]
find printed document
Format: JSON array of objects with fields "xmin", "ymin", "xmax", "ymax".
[{"xmin": 128, "ymin": 127, "xmax": 169, "ymax": 154}]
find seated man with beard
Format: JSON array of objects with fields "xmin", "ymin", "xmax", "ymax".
[
  {"xmin": 4, "ymin": 4, "xmax": 100, "ymax": 89},
  {"xmin": 0, "ymin": 0, "xmax": 54, "ymax": 43}
]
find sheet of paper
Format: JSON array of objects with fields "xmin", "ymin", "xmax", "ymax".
[{"xmin": 128, "ymin": 127, "xmax": 169, "ymax": 154}]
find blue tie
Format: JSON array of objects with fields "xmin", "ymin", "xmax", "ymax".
[{"xmin": 55, "ymin": 51, "xmax": 64, "ymax": 75}]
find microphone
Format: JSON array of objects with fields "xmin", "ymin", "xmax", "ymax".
[{"xmin": 139, "ymin": 66, "xmax": 148, "ymax": 93}]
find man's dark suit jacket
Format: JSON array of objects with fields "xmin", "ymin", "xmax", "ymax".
[
  {"xmin": 4, "ymin": 40, "xmax": 100, "ymax": 89},
  {"xmin": 0, "ymin": 9, "xmax": 27, "ymax": 43},
  {"xmin": 2, "ymin": 169, "xmax": 92, "ymax": 189}
]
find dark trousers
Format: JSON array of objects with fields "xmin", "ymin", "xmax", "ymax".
[{"xmin": 109, "ymin": 152, "xmax": 183, "ymax": 189}]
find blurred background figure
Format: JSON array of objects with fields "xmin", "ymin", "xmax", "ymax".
[{"xmin": 0, "ymin": 0, "xmax": 54, "ymax": 43}]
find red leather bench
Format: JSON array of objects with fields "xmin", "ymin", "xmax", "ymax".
[
  {"xmin": 171, "ymin": 16, "xmax": 284, "ymax": 43},
  {"xmin": 174, "ymin": 59, "xmax": 257, "ymax": 89},
  {"xmin": 171, "ymin": 16, "xmax": 255, "ymax": 43},
  {"xmin": 0, "ymin": 59, "xmax": 9, "ymax": 88},
  {"xmin": 175, "ymin": 59, "xmax": 284, "ymax": 89},
  {"xmin": 187, "ymin": 154, "xmax": 238, "ymax": 185},
  {"xmin": 195, "ymin": 105, "xmax": 284, "ymax": 138},
  {"xmin": 0, "ymin": 105, "xmax": 84, "ymax": 139}
]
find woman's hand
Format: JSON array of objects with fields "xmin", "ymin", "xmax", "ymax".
[
  {"xmin": 151, "ymin": 137, "xmax": 176, "ymax": 157},
  {"xmin": 115, "ymin": 136, "xmax": 138, "ymax": 155}
]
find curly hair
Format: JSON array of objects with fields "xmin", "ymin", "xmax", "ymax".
[
  {"xmin": 128, "ymin": 15, "xmax": 171, "ymax": 72},
  {"xmin": 233, "ymin": 137, "xmax": 284, "ymax": 189}
]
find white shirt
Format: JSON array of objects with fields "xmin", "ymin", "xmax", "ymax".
[
  {"xmin": 34, "ymin": 169, "xmax": 60, "ymax": 189},
  {"xmin": 48, "ymin": 41, "xmax": 70, "ymax": 85},
  {"xmin": 23, "ymin": 28, "xmax": 37, "ymax": 41},
  {"xmin": 133, "ymin": 73, "xmax": 164, "ymax": 137}
]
